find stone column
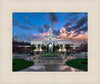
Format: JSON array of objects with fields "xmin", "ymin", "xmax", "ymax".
[
  {"xmin": 52, "ymin": 43, "xmax": 53, "ymax": 52},
  {"xmin": 59, "ymin": 44, "xmax": 60, "ymax": 51},
  {"xmin": 35, "ymin": 44, "xmax": 38, "ymax": 64},
  {"xmin": 63, "ymin": 44, "xmax": 65, "ymax": 52},
  {"xmin": 36, "ymin": 44, "xmax": 38, "ymax": 51}
]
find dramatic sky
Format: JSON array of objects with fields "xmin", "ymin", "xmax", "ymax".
[{"xmin": 13, "ymin": 12, "xmax": 88, "ymax": 46}]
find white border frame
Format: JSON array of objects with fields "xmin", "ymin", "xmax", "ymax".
[{"xmin": 0, "ymin": 0, "xmax": 100, "ymax": 84}]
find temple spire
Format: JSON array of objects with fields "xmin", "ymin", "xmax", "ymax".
[{"xmin": 49, "ymin": 26, "xmax": 52, "ymax": 35}]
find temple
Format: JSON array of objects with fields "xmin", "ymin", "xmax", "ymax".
[{"xmin": 30, "ymin": 27, "xmax": 75, "ymax": 52}]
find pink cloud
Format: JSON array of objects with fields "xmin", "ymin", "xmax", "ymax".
[
  {"xmin": 56, "ymin": 27, "xmax": 88, "ymax": 45},
  {"xmin": 32, "ymin": 32, "xmax": 49, "ymax": 40},
  {"xmin": 57, "ymin": 27, "xmax": 87, "ymax": 40}
]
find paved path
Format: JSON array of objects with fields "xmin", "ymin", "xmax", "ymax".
[
  {"xmin": 20, "ymin": 64, "xmax": 84, "ymax": 72},
  {"xmin": 13, "ymin": 53, "xmax": 87, "ymax": 72}
]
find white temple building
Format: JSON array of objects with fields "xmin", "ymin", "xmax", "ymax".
[{"xmin": 30, "ymin": 27, "xmax": 75, "ymax": 52}]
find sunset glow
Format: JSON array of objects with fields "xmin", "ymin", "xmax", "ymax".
[{"xmin": 13, "ymin": 12, "xmax": 88, "ymax": 46}]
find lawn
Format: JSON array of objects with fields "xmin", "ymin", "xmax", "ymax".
[
  {"xmin": 66, "ymin": 58, "xmax": 88, "ymax": 71},
  {"xmin": 13, "ymin": 59, "xmax": 34, "ymax": 71}
]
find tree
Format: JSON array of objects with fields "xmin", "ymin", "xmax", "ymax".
[
  {"xmin": 80, "ymin": 42, "xmax": 88, "ymax": 57},
  {"xmin": 30, "ymin": 44, "xmax": 36, "ymax": 51},
  {"xmin": 75, "ymin": 42, "xmax": 88, "ymax": 58},
  {"xmin": 41, "ymin": 44, "xmax": 47, "ymax": 51},
  {"xmin": 55, "ymin": 44, "xmax": 60, "ymax": 51},
  {"xmin": 75, "ymin": 47, "xmax": 81, "ymax": 53},
  {"xmin": 65, "ymin": 44, "xmax": 71, "ymax": 55},
  {"xmin": 65, "ymin": 44, "xmax": 71, "ymax": 51},
  {"xmin": 53, "ymin": 44, "xmax": 60, "ymax": 52}
]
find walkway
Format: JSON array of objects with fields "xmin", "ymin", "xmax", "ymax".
[{"xmin": 20, "ymin": 64, "xmax": 84, "ymax": 72}]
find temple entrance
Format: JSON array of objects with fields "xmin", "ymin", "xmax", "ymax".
[{"xmin": 47, "ymin": 43, "xmax": 53, "ymax": 52}]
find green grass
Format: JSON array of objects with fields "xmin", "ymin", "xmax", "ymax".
[
  {"xmin": 41, "ymin": 54, "xmax": 59, "ymax": 57},
  {"xmin": 41, "ymin": 52, "xmax": 60, "ymax": 57},
  {"xmin": 13, "ymin": 59, "xmax": 34, "ymax": 71},
  {"xmin": 41, "ymin": 52, "xmax": 60, "ymax": 54},
  {"xmin": 66, "ymin": 58, "xmax": 88, "ymax": 71}
]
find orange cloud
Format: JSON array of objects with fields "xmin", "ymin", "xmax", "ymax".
[{"xmin": 56, "ymin": 27, "xmax": 88, "ymax": 45}]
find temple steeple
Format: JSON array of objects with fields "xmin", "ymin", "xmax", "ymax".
[
  {"xmin": 48, "ymin": 23, "xmax": 52, "ymax": 35},
  {"xmin": 49, "ymin": 27, "xmax": 52, "ymax": 35}
]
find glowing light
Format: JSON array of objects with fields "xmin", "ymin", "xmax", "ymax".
[{"xmin": 49, "ymin": 44, "xmax": 52, "ymax": 47}]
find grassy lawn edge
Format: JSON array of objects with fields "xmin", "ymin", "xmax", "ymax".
[
  {"xmin": 66, "ymin": 58, "xmax": 88, "ymax": 71},
  {"xmin": 13, "ymin": 59, "xmax": 34, "ymax": 71}
]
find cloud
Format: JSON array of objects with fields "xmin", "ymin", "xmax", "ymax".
[
  {"xmin": 32, "ymin": 32, "xmax": 49, "ymax": 40},
  {"xmin": 37, "ymin": 26, "xmax": 44, "ymax": 33},
  {"xmin": 80, "ymin": 25, "xmax": 87, "ymax": 32},
  {"xmin": 24, "ymin": 21, "xmax": 45, "ymax": 33},
  {"xmin": 73, "ymin": 32, "xmax": 80, "ymax": 37},
  {"xmin": 43, "ymin": 23, "xmax": 50, "ymax": 32},
  {"xmin": 19, "ymin": 25, "xmax": 31, "ymax": 30},
  {"xmin": 72, "ymin": 16, "xmax": 87, "ymax": 30},
  {"xmin": 68, "ymin": 13, "xmax": 79, "ymax": 17},
  {"xmin": 13, "ymin": 19, "xmax": 31, "ymax": 30},
  {"xmin": 43, "ymin": 24, "xmax": 50, "ymax": 29},
  {"xmin": 70, "ymin": 17, "xmax": 78, "ymax": 21},
  {"xmin": 64, "ymin": 13, "xmax": 79, "ymax": 21},
  {"xmin": 56, "ymin": 27, "xmax": 88, "ymax": 44},
  {"xmin": 53, "ymin": 29, "xmax": 60, "ymax": 35},
  {"xmin": 24, "ymin": 21, "xmax": 35, "ymax": 27},
  {"xmin": 25, "ymin": 21, "xmax": 37, "ymax": 30},
  {"xmin": 32, "ymin": 34, "xmax": 40, "ymax": 39},
  {"xmin": 74, "ymin": 24, "xmax": 87, "ymax": 34},
  {"xmin": 63, "ymin": 16, "xmax": 88, "ymax": 37},
  {"xmin": 13, "ymin": 34, "xmax": 36, "ymax": 42},
  {"xmin": 63, "ymin": 22, "xmax": 72, "ymax": 28},
  {"xmin": 24, "ymin": 21, "xmax": 30, "ymax": 24},
  {"xmin": 31, "ymin": 25, "xmax": 44, "ymax": 33},
  {"xmin": 48, "ymin": 13, "xmax": 59, "ymax": 24}
]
